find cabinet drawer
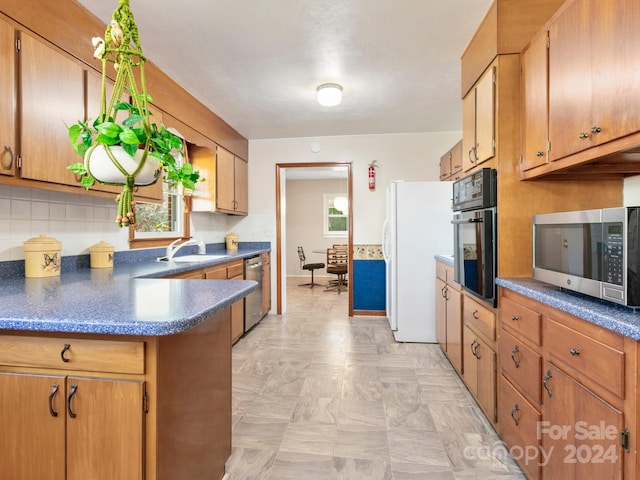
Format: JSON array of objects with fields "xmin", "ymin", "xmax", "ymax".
[
  {"xmin": 204, "ymin": 265, "xmax": 227, "ymax": 279},
  {"xmin": 464, "ymin": 295, "xmax": 495, "ymax": 341},
  {"xmin": 498, "ymin": 377, "xmax": 541, "ymax": 480},
  {"xmin": 499, "ymin": 328, "xmax": 542, "ymax": 405},
  {"xmin": 436, "ymin": 262, "xmax": 448, "ymax": 282},
  {"xmin": 499, "ymin": 295, "xmax": 541, "ymax": 345},
  {"xmin": 0, "ymin": 336, "xmax": 144, "ymax": 375},
  {"xmin": 227, "ymin": 262, "xmax": 244, "ymax": 278},
  {"xmin": 543, "ymin": 318, "xmax": 624, "ymax": 399}
]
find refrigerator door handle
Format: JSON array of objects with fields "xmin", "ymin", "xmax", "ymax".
[{"xmin": 382, "ymin": 219, "xmax": 390, "ymax": 261}]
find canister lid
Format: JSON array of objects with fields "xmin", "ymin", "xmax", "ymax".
[
  {"xmin": 90, "ymin": 240, "xmax": 114, "ymax": 253},
  {"xmin": 23, "ymin": 234, "xmax": 62, "ymax": 252},
  {"xmin": 225, "ymin": 232, "xmax": 238, "ymax": 239}
]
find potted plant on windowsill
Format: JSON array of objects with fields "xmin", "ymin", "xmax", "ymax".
[{"xmin": 67, "ymin": 0, "xmax": 202, "ymax": 227}]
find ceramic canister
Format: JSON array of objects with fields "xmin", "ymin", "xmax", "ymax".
[
  {"xmin": 23, "ymin": 234, "xmax": 62, "ymax": 278},
  {"xmin": 225, "ymin": 232, "xmax": 239, "ymax": 252},
  {"xmin": 89, "ymin": 240, "xmax": 115, "ymax": 268}
]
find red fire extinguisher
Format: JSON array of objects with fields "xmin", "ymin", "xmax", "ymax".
[{"xmin": 368, "ymin": 160, "xmax": 378, "ymax": 191}]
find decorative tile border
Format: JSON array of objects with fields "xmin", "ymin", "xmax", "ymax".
[{"xmin": 353, "ymin": 244, "xmax": 383, "ymax": 260}]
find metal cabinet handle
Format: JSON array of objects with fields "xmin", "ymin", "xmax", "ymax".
[
  {"xmin": 472, "ymin": 310, "xmax": 479, "ymax": 319},
  {"xmin": 2, "ymin": 146, "xmax": 14, "ymax": 170},
  {"xmin": 579, "ymin": 132, "xmax": 590, "ymax": 139},
  {"xmin": 470, "ymin": 339, "xmax": 478, "ymax": 358},
  {"xmin": 441, "ymin": 285, "xmax": 447, "ymax": 298},
  {"xmin": 60, "ymin": 343, "xmax": 71, "ymax": 362},
  {"xmin": 67, "ymin": 384, "xmax": 78, "ymax": 418},
  {"xmin": 536, "ymin": 151, "xmax": 544, "ymax": 157},
  {"xmin": 511, "ymin": 345, "xmax": 521, "ymax": 368},
  {"xmin": 569, "ymin": 347, "xmax": 580, "ymax": 356},
  {"xmin": 511, "ymin": 404, "xmax": 520, "ymax": 426},
  {"xmin": 511, "ymin": 314, "xmax": 519, "ymax": 322},
  {"xmin": 591, "ymin": 126, "xmax": 601, "ymax": 134},
  {"xmin": 543, "ymin": 370, "xmax": 553, "ymax": 398},
  {"xmin": 49, "ymin": 384, "xmax": 59, "ymax": 417}
]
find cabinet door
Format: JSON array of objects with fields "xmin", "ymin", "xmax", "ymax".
[
  {"xmin": 435, "ymin": 277, "xmax": 447, "ymax": 349},
  {"xmin": 19, "ymin": 32, "xmax": 84, "ymax": 185},
  {"xmin": 66, "ymin": 376, "xmax": 144, "ymax": 480},
  {"xmin": 591, "ymin": 0, "xmax": 640, "ymax": 146},
  {"xmin": 0, "ymin": 18, "xmax": 16, "ymax": 176},
  {"xmin": 475, "ymin": 66, "xmax": 496, "ymax": 165},
  {"xmin": 548, "ymin": 0, "xmax": 592, "ymax": 161},
  {"xmin": 233, "ymin": 156, "xmax": 248, "ymax": 214},
  {"xmin": 0, "ymin": 372, "xmax": 66, "ymax": 480},
  {"xmin": 439, "ymin": 151, "xmax": 452, "ymax": 181},
  {"xmin": 445, "ymin": 284, "xmax": 462, "ymax": 374},
  {"xmin": 450, "ymin": 140, "xmax": 463, "ymax": 177},
  {"xmin": 261, "ymin": 252, "xmax": 271, "ymax": 315},
  {"xmin": 216, "ymin": 146, "xmax": 236, "ymax": 212},
  {"xmin": 542, "ymin": 364, "xmax": 624, "ymax": 480},
  {"xmin": 476, "ymin": 338, "xmax": 496, "ymax": 423},
  {"xmin": 521, "ymin": 30, "xmax": 549, "ymax": 171},
  {"xmin": 462, "ymin": 90, "xmax": 476, "ymax": 172},
  {"xmin": 462, "ymin": 325, "xmax": 478, "ymax": 397}
]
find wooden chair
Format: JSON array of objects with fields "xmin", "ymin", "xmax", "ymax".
[
  {"xmin": 325, "ymin": 247, "xmax": 348, "ymax": 293},
  {"xmin": 297, "ymin": 246, "xmax": 325, "ymax": 288}
]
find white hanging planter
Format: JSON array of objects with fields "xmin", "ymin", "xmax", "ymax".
[{"xmin": 85, "ymin": 144, "xmax": 160, "ymax": 186}]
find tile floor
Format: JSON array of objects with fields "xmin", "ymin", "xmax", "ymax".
[{"xmin": 226, "ymin": 277, "xmax": 526, "ymax": 479}]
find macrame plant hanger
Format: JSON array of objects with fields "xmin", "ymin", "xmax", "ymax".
[{"xmin": 87, "ymin": 0, "xmax": 153, "ymax": 227}]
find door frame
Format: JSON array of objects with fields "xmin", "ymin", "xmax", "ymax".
[{"xmin": 275, "ymin": 162, "xmax": 353, "ymax": 315}]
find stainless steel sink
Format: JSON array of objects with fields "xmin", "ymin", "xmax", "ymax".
[{"xmin": 171, "ymin": 254, "xmax": 228, "ymax": 263}]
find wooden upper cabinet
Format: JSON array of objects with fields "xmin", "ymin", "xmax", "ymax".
[
  {"xmin": 19, "ymin": 31, "xmax": 84, "ymax": 186},
  {"xmin": 463, "ymin": 66, "xmax": 495, "ymax": 172},
  {"xmin": 549, "ymin": 0, "xmax": 640, "ymax": 162},
  {"xmin": 215, "ymin": 146, "xmax": 248, "ymax": 215},
  {"xmin": 439, "ymin": 140, "xmax": 462, "ymax": 181},
  {"xmin": 520, "ymin": 30, "xmax": 549, "ymax": 172},
  {"xmin": 0, "ymin": 17, "xmax": 16, "ymax": 177},
  {"xmin": 548, "ymin": 0, "xmax": 592, "ymax": 161}
]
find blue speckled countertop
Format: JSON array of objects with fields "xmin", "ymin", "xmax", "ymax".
[
  {"xmin": 0, "ymin": 244, "xmax": 269, "ymax": 337},
  {"xmin": 497, "ymin": 278, "xmax": 640, "ymax": 340}
]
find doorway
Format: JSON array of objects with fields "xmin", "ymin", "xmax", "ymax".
[{"xmin": 275, "ymin": 162, "xmax": 353, "ymax": 316}]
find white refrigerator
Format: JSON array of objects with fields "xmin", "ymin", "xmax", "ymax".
[{"xmin": 382, "ymin": 180, "xmax": 453, "ymax": 342}]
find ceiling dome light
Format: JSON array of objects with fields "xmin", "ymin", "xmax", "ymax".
[{"xmin": 317, "ymin": 83, "xmax": 342, "ymax": 107}]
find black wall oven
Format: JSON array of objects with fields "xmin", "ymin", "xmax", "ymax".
[{"xmin": 452, "ymin": 168, "xmax": 497, "ymax": 306}]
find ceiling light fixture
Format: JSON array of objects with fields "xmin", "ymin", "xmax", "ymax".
[
  {"xmin": 317, "ymin": 83, "xmax": 342, "ymax": 107},
  {"xmin": 334, "ymin": 196, "xmax": 348, "ymax": 213}
]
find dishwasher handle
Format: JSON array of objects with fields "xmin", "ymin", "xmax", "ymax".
[{"xmin": 246, "ymin": 261, "xmax": 263, "ymax": 270}]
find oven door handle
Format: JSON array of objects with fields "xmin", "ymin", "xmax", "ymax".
[{"xmin": 451, "ymin": 218, "xmax": 484, "ymax": 224}]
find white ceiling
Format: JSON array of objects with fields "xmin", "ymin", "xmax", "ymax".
[{"xmin": 76, "ymin": 0, "xmax": 492, "ymax": 141}]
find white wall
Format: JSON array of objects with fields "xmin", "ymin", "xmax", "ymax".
[
  {"xmin": 248, "ymin": 131, "xmax": 462, "ymax": 245},
  {"xmin": 623, "ymin": 177, "xmax": 640, "ymax": 206},
  {"xmin": 286, "ymin": 178, "xmax": 346, "ymax": 276}
]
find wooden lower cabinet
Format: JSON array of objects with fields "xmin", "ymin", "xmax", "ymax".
[
  {"xmin": 541, "ymin": 362, "xmax": 624, "ymax": 480},
  {"xmin": 497, "ymin": 286, "xmax": 636, "ymax": 480},
  {"xmin": 463, "ymin": 323, "xmax": 497, "ymax": 424},
  {"xmin": 0, "ymin": 308, "xmax": 231, "ymax": 480},
  {"xmin": 435, "ymin": 262, "xmax": 462, "ymax": 374},
  {"xmin": 204, "ymin": 260, "xmax": 245, "ymax": 344},
  {"xmin": 261, "ymin": 252, "xmax": 271, "ymax": 316}
]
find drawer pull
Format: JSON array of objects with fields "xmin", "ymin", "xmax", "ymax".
[
  {"xmin": 48, "ymin": 384, "xmax": 59, "ymax": 417},
  {"xmin": 472, "ymin": 310, "xmax": 480, "ymax": 320},
  {"xmin": 569, "ymin": 347, "xmax": 580, "ymax": 356},
  {"xmin": 511, "ymin": 404, "xmax": 520, "ymax": 426},
  {"xmin": 511, "ymin": 314, "xmax": 519, "ymax": 322},
  {"xmin": 3, "ymin": 145, "xmax": 14, "ymax": 170},
  {"xmin": 60, "ymin": 343, "xmax": 71, "ymax": 362},
  {"xmin": 441, "ymin": 286, "xmax": 447, "ymax": 298},
  {"xmin": 511, "ymin": 345, "xmax": 521, "ymax": 368},
  {"xmin": 543, "ymin": 370, "xmax": 553, "ymax": 398},
  {"xmin": 67, "ymin": 384, "xmax": 78, "ymax": 418}
]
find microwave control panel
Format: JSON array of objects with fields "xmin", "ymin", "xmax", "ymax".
[{"xmin": 603, "ymin": 222, "xmax": 623, "ymax": 286}]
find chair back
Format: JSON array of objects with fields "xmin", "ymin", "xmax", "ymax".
[
  {"xmin": 297, "ymin": 246, "xmax": 306, "ymax": 268},
  {"xmin": 327, "ymin": 247, "xmax": 348, "ymax": 273}
]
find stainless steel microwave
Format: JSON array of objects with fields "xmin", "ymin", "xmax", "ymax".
[{"xmin": 533, "ymin": 207, "xmax": 640, "ymax": 307}]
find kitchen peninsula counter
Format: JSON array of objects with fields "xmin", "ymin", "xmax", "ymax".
[{"xmin": 0, "ymin": 245, "xmax": 268, "ymax": 480}]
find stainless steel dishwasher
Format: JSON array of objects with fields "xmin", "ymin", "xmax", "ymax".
[{"xmin": 244, "ymin": 256, "xmax": 263, "ymax": 332}]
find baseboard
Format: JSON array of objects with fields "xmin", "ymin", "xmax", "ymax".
[{"xmin": 352, "ymin": 310, "xmax": 386, "ymax": 317}]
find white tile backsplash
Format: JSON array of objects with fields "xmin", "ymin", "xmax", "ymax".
[{"xmin": 0, "ymin": 186, "xmax": 273, "ymax": 260}]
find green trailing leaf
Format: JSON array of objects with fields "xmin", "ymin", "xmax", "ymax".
[
  {"xmin": 95, "ymin": 121, "xmax": 123, "ymax": 139},
  {"xmin": 122, "ymin": 114, "xmax": 144, "ymax": 128}
]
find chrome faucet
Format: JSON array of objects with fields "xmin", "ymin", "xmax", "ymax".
[{"xmin": 165, "ymin": 237, "xmax": 205, "ymax": 261}]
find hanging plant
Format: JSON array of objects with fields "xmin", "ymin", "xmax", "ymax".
[{"xmin": 67, "ymin": 0, "xmax": 202, "ymax": 227}]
